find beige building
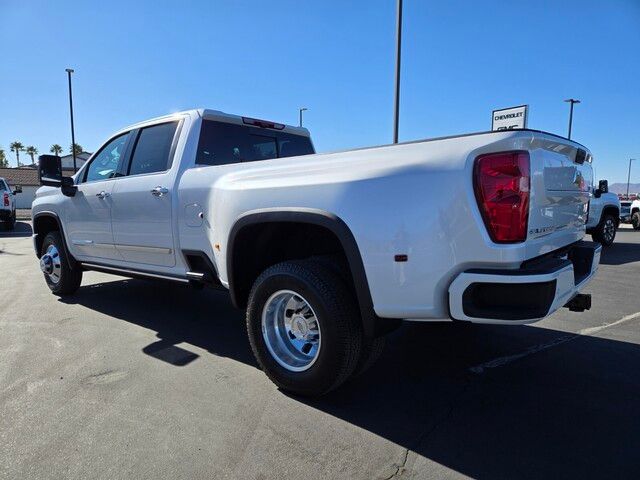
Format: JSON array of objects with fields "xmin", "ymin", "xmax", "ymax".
[
  {"xmin": 0, "ymin": 167, "xmax": 75, "ymax": 209},
  {"xmin": 60, "ymin": 152, "xmax": 92, "ymax": 170}
]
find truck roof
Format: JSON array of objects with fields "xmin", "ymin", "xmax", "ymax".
[
  {"xmin": 117, "ymin": 108, "xmax": 310, "ymax": 138},
  {"xmin": 113, "ymin": 110, "xmax": 588, "ymax": 161}
]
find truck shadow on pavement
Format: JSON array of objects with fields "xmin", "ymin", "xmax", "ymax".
[
  {"xmin": 303, "ymin": 322, "xmax": 640, "ymax": 479},
  {"xmin": 0, "ymin": 221, "xmax": 32, "ymax": 238},
  {"xmin": 60, "ymin": 279, "xmax": 257, "ymax": 368},
  {"xmin": 60, "ymin": 277, "xmax": 640, "ymax": 479}
]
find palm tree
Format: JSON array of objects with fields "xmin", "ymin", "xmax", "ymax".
[
  {"xmin": 70, "ymin": 143, "xmax": 84, "ymax": 156},
  {"xmin": 25, "ymin": 146, "xmax": 38, "ymax": 164},
  {"xmin": 0, "ymin": 148, "xmax": 7, "ymax": 168},
  {"xmin": 50, "ymin": 144, "xmax": 63, "ymax": 156},
  {"xmin": 10, "ymin": 141, "xmax": 24, "ymax": 167}
]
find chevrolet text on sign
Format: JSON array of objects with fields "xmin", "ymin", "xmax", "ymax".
[{"xmin": 492, "ymin": 105, "xmax": 528, "ymax": 131}]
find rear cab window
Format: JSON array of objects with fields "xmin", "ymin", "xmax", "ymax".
[{"xmin": 196, "ymin": 120, "xmax": 314, "ymax": 166}]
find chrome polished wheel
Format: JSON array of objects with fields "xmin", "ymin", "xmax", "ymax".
[
  {"xmin": 603, "ymin": 217, "xmax": 616, "ymax": 244},
  {"xmin": 261, "ymin": 290, "xmax": 321, "ymax": 372},
  {"xmin": 40, "ymin": 244, "xmax": 62, "ymax": 284}
]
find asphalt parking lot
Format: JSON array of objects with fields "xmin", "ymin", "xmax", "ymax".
[{"xmin": 1, "ymin": 222, "xmax": 639, "ymax": 479}]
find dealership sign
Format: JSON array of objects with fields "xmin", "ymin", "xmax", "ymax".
[{"xmin": 492, "ymin": 105, "xmax": 528, "ymax": 131}]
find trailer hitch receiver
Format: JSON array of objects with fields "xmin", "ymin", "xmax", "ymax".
[{"xmin": 564, "ymin": 293, "xmax": 592, "ymax": 312}]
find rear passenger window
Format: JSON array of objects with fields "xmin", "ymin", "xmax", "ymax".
[
  {"xmin": 0, "ymin": 181, "xmax": 6, "ymax": 191},
  {"xmin": 128, "ymin": 122, "xmax": 178, "ymax": 176}
]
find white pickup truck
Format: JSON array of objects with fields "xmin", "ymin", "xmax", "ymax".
[
  {"xmin": 33, "ymin": 109, "xmax": 600, "ymax": 395},
  {"xmin": 585, "ymin": 180, "xmax": 620, "ymax": 246},
  {"xmin": 621, "ymin": 198, "xmax": 640, "ymax": 230},
  {"xmin": 0, "ymin": 177, "xmax": 21, "ymax": 230}
]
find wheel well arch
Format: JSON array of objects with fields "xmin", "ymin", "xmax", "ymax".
[
  {"xmin": 32, "ymin": 212, "xmax": 76, "ymax": 267},
  {"xmin": 632, "ymin": 206, "xmax": 640, "ymax": 215},
  {"xmin": 226, "ymin": 209, "xmax": 380, "ymax": 337},
  {"xmin": 602, "ymin": 205, "xmax": 620, "ymax": 223}
]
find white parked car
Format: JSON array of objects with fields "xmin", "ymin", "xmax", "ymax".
[
  {"xmin": 0, "ymin": 177, "xmax": 21, "ymax": 230},
  {"xmin": 585, "ymin": 180, "xmax": 620, "ymax": 246},
  {"xmin": 32, "ymin": 109, "xmax": 600, "ymax": 395}
]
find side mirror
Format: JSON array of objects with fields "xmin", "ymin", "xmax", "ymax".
[
  {"xmin": 39, "ymin": 155, "xmax": 63, "ymax": 187},
  {"xmin": 594, "ymin": 179, "xmax": 608, "ymax": 199},
  {"xmin": 598, "ymin": 179, "xmax": 608, "ymax": 194},
  {"xmin": 38, "ymin": 155, "xmax": 77, "ymax": 196},
  {"xmin": 12, "ymin": 185, "xmax": 22, "ymax": 194}
]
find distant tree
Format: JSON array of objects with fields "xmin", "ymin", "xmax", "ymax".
[
  {"xmin": 10, "ymin": 141, "xmax": 24, "ymax": 167},
  {"xmin": 50, "ymin": 144, "xmax": 63, "ymax": 156},
  {"xmin": 0, "ymin": 148, "xmax": 7, "ymax": 168},
  {"xmin": 25, "ymin": 146, "xmax": 38, "ymax": 164},
  {"xmin": 70, "ymin": 143, "xmax": 84, "ymax": 156}
]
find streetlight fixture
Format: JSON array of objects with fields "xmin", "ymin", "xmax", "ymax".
[
  {"xmin": 564, "ymin": 98, "xmax": 580, "ymax": 140},
  {"xmin": 627, "ymin": 158, "xmax": 636, "ymax": 199},
  {"xmin": 393, "ymin": 0, "xmax": 403, "ymax": 144},
  {"xmin": 298, "ymin": 107, "xmax": 308, "ymax": 127},
  {"xmin": 65, "ymin": 68, "xmax": 78, "ymax": 172}
]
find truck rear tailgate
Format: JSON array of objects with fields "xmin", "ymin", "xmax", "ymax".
[{"xmin": 524, "ymin": 136, "xmax": 593, "ymax": 256}]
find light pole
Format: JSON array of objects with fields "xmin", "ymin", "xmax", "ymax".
[
  {"xmin": 393, "ymin": 0, "xmax": 403, "ymax": 144},
  {"xmin": 564, "ymin": 98, "xmax": 580, "ymax": 140},
  {"xmin": 627, "ymin": 158, "xmax": 636, "ymax": 199},
  {"xmin": 299, "ymin": 107, "xmax": 308, "ymax": 127},
  {"xmin": 66, "ymin": 68, "xmax": 77, "ymax": 172}
]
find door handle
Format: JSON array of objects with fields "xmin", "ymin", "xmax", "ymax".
[
  {"xmin": 150, "ymin": 186, "xmax": 169, "ymax": 197},
  {"xmin": 96, "ymin": 191, "xmax": 111, "ymax": 199}
]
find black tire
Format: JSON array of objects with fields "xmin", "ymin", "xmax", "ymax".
[
  {"xmin": 246, "ymin": 260, "xmax": 363, "ymax": 396},
  {"xmin": 6, "ymin": 212, "xmax": 16, "ymax": 230},
  {"xmin": 592, "ymin": 213, "xmax": 617, "ymax": 246},
  {"xmin": 308, "ymin": 254, "xmax": 385, "ymax": 377},
  {"xmin": 633, "ymin": 212, "xmax": 640, "ymax": 231},
  {"xmin": 353, "ymin": 336, "xmax": 386, "ymax": 376},
  {"xmin": 41, "ymin": 231, "xmax": 82, "ymax": 296}
]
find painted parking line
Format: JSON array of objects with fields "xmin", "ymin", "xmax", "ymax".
[{"xmin": 470, "ymin": 311, "xmax": 640, "ymax": 374}]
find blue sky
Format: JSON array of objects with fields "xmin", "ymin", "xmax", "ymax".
[{"xmin": 1, "ymin": 0, "xmax": 638, "ymax": 182}]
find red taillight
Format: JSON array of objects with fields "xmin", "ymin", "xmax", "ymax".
[
  {"xmin": 474, "ymin": 151, "xmax": 530, "ymax": 243},
  {"xmin": 3, "ymin": 193, "xmax": 8, "ymax": 206}
]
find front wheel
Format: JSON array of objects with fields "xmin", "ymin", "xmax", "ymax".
[
  {"xmin": 40, "ymin": 231, "xmax": 83, "ymax": 295},
  {"xmin": 592, "ymin": 214, "xmax": 617, "ymax": 246},
  {"xmin": 632, "ymin": 212, "xmax": 640, "ymax": 231},
  {"xmin": 3, "ymin": 212, "xmax": 15, "ymax": 230},
  {"xmin": 246, "ymin": 260, "xmax": 363, "ymax": 396}
]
